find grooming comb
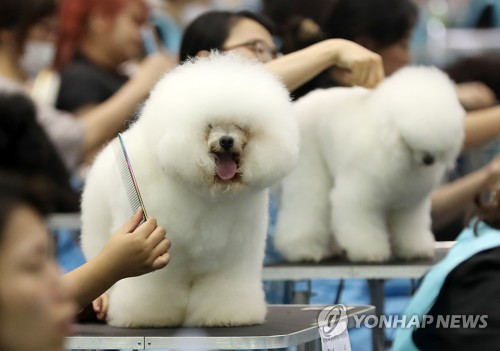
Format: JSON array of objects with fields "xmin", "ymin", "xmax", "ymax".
[{"xmin": 113, "ymin": 133, "xmax": 148, "ymax": 222}]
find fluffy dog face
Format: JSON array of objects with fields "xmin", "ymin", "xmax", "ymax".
[
  {"xmin": 138, "ymin": 53, "xmax": 299, "ymax": 198},
  {"xmin": 206, "ymin": 123, "xmax": 247, "ymax": 182},
  {"xmin": 405, "ymin": 147, "xmax": 444, "ymax": 167},
  {"xmin": 376, "ymin": 66, "xmax": 466, "ymax": 170}
]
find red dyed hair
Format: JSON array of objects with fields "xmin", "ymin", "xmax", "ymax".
[{"xmin": 55, "ymin": 0, "xmax": 147, "ymax": 70}]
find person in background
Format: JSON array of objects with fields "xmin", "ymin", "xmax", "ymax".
[
  {"xmin": 445, "ymin": 55, "xmax": 499, "ymax": 110},
  {"xmin": 55, "ymin": 0, "xmax": 174, "ymax": 115},
  {"xmin": 393, "ymin": 177, "xmax": 500, "ymax": 350},
  {"xmin": 0, "ymin": 0, "xmax": 173, "ymax": 176},
  {"xmin": 0, "ymin": 173, "xmax": 171, "ymax": 350},
  {"xmin": 0, "ymin": 92, "xmax": 79, "ymax": 213},
  {"xmin": 261, "ymin": 0, "xmax": 336, "ymax": 54},
  {"xmin": 322, "ymin": 0, "xmax": 497, "ymax": 109}
]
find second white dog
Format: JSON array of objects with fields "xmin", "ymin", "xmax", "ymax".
[
  {"xmin": 81, "ymin": 54, "xmax": 299, "ymax": 327},
  {"xmin": 275, "ymin": 67, "xmax": 465, "ymax": 262}
]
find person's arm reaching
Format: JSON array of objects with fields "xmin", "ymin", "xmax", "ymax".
[
  {"xmin": 463, "ymin": 105, "xmax": 500, "ymax": 151},
  {"xmin": 80, "ymin": 53, "xmax": 176, "ymax": 158},
  {"xmin": 265, "ymin": 39, "xmax": 385, "ymax": 91},
  {"xmin": 432, "ymin": 156, "xmax": 500, "ymax": 231}
]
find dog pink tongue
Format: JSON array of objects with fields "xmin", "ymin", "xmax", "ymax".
[{"xmin": 216, "ymin": 154, "xmax": 238, "ymax": 180}]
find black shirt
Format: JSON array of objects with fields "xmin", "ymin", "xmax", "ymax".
[
  {"xmin": 56, "ymin": 52, "xmax": 128, "ymax": 113},
  {"xmin": 413, "ymin": 246, "xmax": 500, "ymax": 350}
]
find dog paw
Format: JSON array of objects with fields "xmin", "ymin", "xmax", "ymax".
[
  {"xmin": 392, "ymin": 230, "xmax": 435, "ymax": 260},
  {"xmin": 189, "ymin": 313, "xmax": 266, "ymax": 327},
  {"xmin": 184, "ymin": 301, "xmax": 267, "ymax": 327},
  {"xmin": 107, "ymin": 315, "xmax": 182, "ymax": 328},
  {"xmin": 279, "ymin": 240, "xmax": 334, "ymax": 262},
  {"xmin": 344, "ymin": 245, "xmax": 391, "ymax": 263}
]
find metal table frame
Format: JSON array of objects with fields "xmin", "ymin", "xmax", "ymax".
[{"xmin": 66, "ymin": 305, "xmax": 374, "ymax": 350}]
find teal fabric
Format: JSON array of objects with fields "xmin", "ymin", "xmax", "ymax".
[{"xmin": 393, "ymin": 222, "xmax": 500, "ymax": 350}]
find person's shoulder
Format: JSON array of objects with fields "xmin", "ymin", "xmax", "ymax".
[
  {"xmin": 439, "ymin": 245, "xmax": 500, "ymax": 306},
  {"xmin": 450, "ymin": 246, "xmax": 500, "ymax": 278}
]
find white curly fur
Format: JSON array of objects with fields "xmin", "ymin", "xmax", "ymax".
[
  {"xmin": 275, "ymin": 66, "xmax": 465, "ymax": 263},
  {"xmin": 80, "ymin": 53, "xmax": 299, "ymax": 327}
]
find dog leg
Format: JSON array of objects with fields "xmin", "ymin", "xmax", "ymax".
[
  {"xmin": 330, "ymin": 184, "xmax": 391, "ymax": 262},
  {"xmin": 388, "ymin": 200, "xmax": 435, "ymax": 260},
  {"xmin": 274, "ymin": 135, "xmax": 335, "ymax": 262},
  {"xmin": 183, "ymin": 267, "xmax": 266, "ymax": 327},
  {"xmin": 106, "ymin": 267, "xmax": 189, "ymax": 327}
]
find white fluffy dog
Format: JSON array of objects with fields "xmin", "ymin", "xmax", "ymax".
[
  {"xmin": 275, "ymin": 67, "xmax": 465, "ymax": 263},
  {"xmin": 80, "ymin": 54, "xmax": 299, "ymax": 327}
]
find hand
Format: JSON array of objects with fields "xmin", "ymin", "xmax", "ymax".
[
  {"xmin": 484, "ymin": 155, "xmax": 500, "ymax": 189},
  {"xmin": 131, "ymin": 53, "xmax": 177, "ymax": 97},
  {"xmin": 92, "ymin": 293, "xmax": 109, "ymax": 321},
  {"xmin": 99, "ymin": 210, "xmax": 171, "ymax": 281},
  {"xmin": 297, "ymin": 18, "xmax": 322, "ymax": 41},
  {"xmin": 329, "ymin": 39, "xmax": 385, "ymax": 88},
  {"xmin": 456, "ymin": 81, "xmax": 497, "ymax": 111}
]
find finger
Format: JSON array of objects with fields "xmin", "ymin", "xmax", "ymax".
[
  {"xmin": 97, "ymin": 310, "xmax": 106, "ymax": 321},
  {"xmin": 147, "ymin": 226, "xmax": 167, "ymax": 246},
  {"xmin": 133, "ymin": 217, "xmax": 158, "ymax": 238},
  {"xmin": 92, "ymin": 299, "xmax": 101, "ymax": 313},
  {"xmin": 348, "ymin": 61, "xmax": 363, "ymax": 86},
  {"xmin": 359, "ymin": 66, "xmax": 372, "ymax": 88},
  {"xmin": 152, "ymin": 252, "xmax": 170, "ymax": 270},
  {"xmin": 374, "ymin": 63, "xmax": 385, "ymax": 86},
  {"xmin": 101, "ymin": 296, "xmax": 109, "ymax": 319},
  {"xmin": 354, "ymin": 59, "xmax": 374, "ymax": 87},
  {"xmin": 120, "ymin": 209, "xmax": 144, "ymax": 233},
  {"xmin": 366, "ymin": 55, "xmax": 385, "ymax": 88},
  {"xmin": 152, "ymin": 238, "xmax": 170, "ymax": 258},
  {"xmin": 331, "ymin": 67, "xmax": 353, "ymax": 87},
  {"xmin": 365, "ymin": 65, "xmax": 383, "ymax": 88}
]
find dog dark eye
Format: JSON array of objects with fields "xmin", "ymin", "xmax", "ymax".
[{"xmin": 208, "ymin": 124, "xmax": 213, "ymax": 129}]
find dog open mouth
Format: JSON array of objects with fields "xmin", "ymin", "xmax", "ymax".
[{"xmin": 213, "ymin": 151, "xmax": 240, "ymax": 180}]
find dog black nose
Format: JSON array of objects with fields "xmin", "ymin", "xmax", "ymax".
[
  {"xmin": 422, "ymin": 153, "xmax": 435, "ymax": 166},
  {"xmin": 219, "ymin": 136, "xmax": 234, "ymax": 150}
]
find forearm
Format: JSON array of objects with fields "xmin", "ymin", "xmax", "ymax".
[
  {"xmin": 81, "ymin": 78, "xmax": 148, "ymax": 156},
  {"xmin": 265, "ymin": 39, "xmax": 341, "ymax": 91},
  {"xmin": 463, "ymin": 105, "xmax": 500, "ymax": 150},
  {"xmin": 431, "ymin": 168, "xmax": 489, "ymax": 230},
  {"xmin": 63, "ymin": 253, "xmax": 119, "ymax": 308}
]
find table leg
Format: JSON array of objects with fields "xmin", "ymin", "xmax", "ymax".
[
  {"xmin": 292, "ymin": 280, "xmax": 312, "ymax": 304},
  {"xmin": 368, "ymin": 279, "xmax": 385, "ymax": 351},
  {"xmin": 303, "ymin": 337, "xmax": 322, "ymax": 351}
]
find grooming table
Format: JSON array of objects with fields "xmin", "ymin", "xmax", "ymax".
[
  {"xmin": 263, "ymin": 242, "xmax": 452, "ymax": 280},
  {"xmin": 66, "ymin": 304, "xmax": 374, "ymax": 350},
  {"xmin": 263, "ymin": 242, "xmax": 454, "ymax": 351}
]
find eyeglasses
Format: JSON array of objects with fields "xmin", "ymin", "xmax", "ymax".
[{"xmin": 224, "ymin": 39, "xmax": 281, "ymax": 63}]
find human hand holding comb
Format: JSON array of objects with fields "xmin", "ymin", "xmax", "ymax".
[
  {"xmin": 87, "ymin": 211, "xmax": 171, "ymax": 321},
  {"xmin": 99, "ymin": 209, "xmax": 171, "ymax": 281},
  {"xmin": 65, "ymin": 210, "xmax": 170, "ymax": 309}
]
